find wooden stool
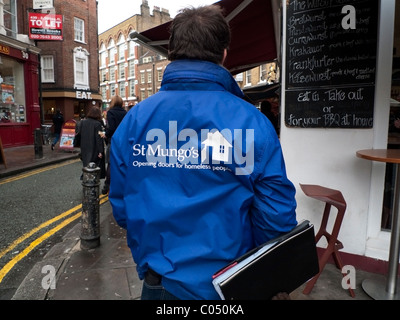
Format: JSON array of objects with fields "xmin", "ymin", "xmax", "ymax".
[{"xmin": 300, "ymin": 184, "xmax": 355, "ymax": 298}]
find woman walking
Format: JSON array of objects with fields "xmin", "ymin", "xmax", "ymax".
[{"xmin": 79, "ymin": 106, "xmax": 106, "ymax": 180}]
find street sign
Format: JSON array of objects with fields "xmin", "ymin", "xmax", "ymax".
[{"xmin": 33, "ymin": 0, "xmax": 54, "ymax": 10}]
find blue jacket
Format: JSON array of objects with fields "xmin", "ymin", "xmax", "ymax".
[{"xmin": 109, "ymin": 60, "xmax": 297, "ymax": 300}]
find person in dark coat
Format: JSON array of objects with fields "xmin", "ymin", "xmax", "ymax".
[
  {"xmin": 51, "ymin": 109, "xmax": 64, "ymax": 150},
  {"xmin": 260, "ymin": 100, "xmax": 279, "ymax": 136},
  {"xmin": 79, "ymin": 106, "xmax": 106, "ymax": 179},
  {"xmin": 101, "ymin": 95, "xmax": 127, "ymax": 194}
]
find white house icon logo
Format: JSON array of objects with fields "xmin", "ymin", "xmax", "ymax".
[{"xmin": 201, "ymin": 131, "xmax": 232, "ymax": 163}]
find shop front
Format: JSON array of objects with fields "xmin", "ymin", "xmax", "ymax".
[
  {"xmin": 0, "ymin": 36, "xmax": 41, "ymax": 148},
  {"xmin": 41, "ymin": 89, "xmax": 102, "ymax": 126}
]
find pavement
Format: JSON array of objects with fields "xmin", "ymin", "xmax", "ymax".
[{"xmin": 0, "ymin": 143, "xmax": 389, "ymax": 302}]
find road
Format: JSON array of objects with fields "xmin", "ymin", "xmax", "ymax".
[{"xmin": 0, "ymin": 159, "xmax": 88, "ymax": 300}]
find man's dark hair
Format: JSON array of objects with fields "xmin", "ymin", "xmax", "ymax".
[{"xmin": 168, "ymin": 5, "xmax": 230, "ymax": 65}]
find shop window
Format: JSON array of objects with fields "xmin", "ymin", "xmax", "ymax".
[
  {"xmin": 41, "ymin": 55, "xmax": 55, "ymax": 83},
  {"xmin": 0, "ymin": 55, "xmax": 26, "ymax": 123},
  {"xmin": 3, "ymin": 0, "xmax": 17, "ymax": 38},
  {"xmin": 73, "ymin": 47, "xmax": 89, "ymax": 90},
  {"xmin": 74, "ymin": 17, "xmax": 85, "ymax": 43}
]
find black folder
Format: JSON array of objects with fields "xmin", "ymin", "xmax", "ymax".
[{"xmin": 212, "ymin": 220, "xmax": 319, "ymax": 300}]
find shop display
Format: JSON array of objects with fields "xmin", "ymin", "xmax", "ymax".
[{"xmin": 0, "ymin": 83, "xmax": 26, "ymax": 123}]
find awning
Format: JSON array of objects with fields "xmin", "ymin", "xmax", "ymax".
[
  {"xmin": 130, "ymin": 0, "xmax": 278, "ymax": 75},
  {"xmin": 243, "ymin": 82, "xmax": 280, "ymax": 103}
]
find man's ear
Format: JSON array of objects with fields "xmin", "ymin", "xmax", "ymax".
[{"xmin": 221, "ymin": 49, "xmax": 227, "ymax": 64}]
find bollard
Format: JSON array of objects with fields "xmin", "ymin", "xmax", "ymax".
[
  {"xmin": 34, "ymin": 128, "xmax": 43, "ymax": 159},
  {"xmin": 80, "ymin": 162, "xmax": 101, "ymax": 250}
]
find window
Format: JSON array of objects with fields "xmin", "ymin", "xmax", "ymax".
[
  {"xmin": 260, "ymin": 65, "xmax": 267, "ymax": 82},
  {"xmin": 100, "ymin": 69, "xmax": 107, "ymax": 83},
  {"xmin": 74, "ymin": 17, "xmax": 85, "ymax": 42},
  {"xmin": 4, "ymin": 0, "xmax": 17, "ymax": 38},
  {"xmin": 109, "ymin": 66, "xmax": 116, "ymax": 82},
  {"xmin": 99, "ymin": 44, "xmax": 107, "ymax": 68},
  {"xmin": 143, "ymin": 56, "xmax": 152, "ymax": 63},
  {"xmin": 110, "ymin": 83, "xmax": 116, "ymax": 97},
  {"xmin": 235, "ymin": 73, "xmax": 243, "ymax": 82},
  {"xmin": 219, "ymin": 145, "xmax": 225, "ymax": 154},
  {"xmin": 245, "ymin": 70, "xmax": 251, "ymax": 86},
  {"xmin": 128, "ymin": 40, "xmax": 136, "ymax": 58},
  {"xmin": 129, "ymin": 60, "xmax": 135, "ymax": 78},
  {"xmin": 73, "ymin": 47, "xmax": 89, "ymax": 89},
  {"xmin": 129, "ymin": 80, "xmax": 135, "ymax": 97},
  {"xmin": 75, "ymin": 59, "xmax": 85, "ymax": 84},
  {"xmin": 119, "ymin": 64, "xmax": 125, "ymax": 79},
  {"xmin": 41, "ymin": 55, "xmax": 55, "ymax": 83},
  {"xmin": 140, "ymin": 71, "xmax": 145, "ymax": 84},
  {"xmin": 108, "ymin": 39, "xmax": 115, "ymax": 65},
  {"xmin": 157, "ymin": 68, "xmax": 163, "ymax": 82},
  {"xmin": 101, "ymin": 86, "xmax": 107, "ymax": 101},
  {"xmin": 119, "ymin": 82, "xmax": 126, "ymax": 97},
  {"xmin": 147, "ymin": 70, "xmax": 152, "ymax": 83},
  {"xmin": 0, "ymin": 55, "xmax": 26, "ymax": 123},
  {"xmin": 117, "ymin": 34, "xmax": 126, "ymax": 61}
]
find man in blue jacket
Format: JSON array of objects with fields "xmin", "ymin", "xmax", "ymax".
[{"xmin": 109, "ymin": 5, "xmax": 297, "ymax": 300}]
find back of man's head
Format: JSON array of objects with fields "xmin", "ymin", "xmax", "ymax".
[{"xmin": 168, "ymin": 5, "xmax": 230, "ymax": 65}]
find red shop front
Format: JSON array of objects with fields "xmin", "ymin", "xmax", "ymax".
[{"xmin": 0, "ymin": 37, "xmax": 41, "ymax": 148}]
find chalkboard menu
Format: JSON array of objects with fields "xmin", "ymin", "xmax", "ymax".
[{"xmin": 285, "ymin": 0, "xmax": 378, "ymax": 128}]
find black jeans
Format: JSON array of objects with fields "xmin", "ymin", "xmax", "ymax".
[{"xmin": 141, "ymin": 269, "xmax": 180, "ymax": 300}]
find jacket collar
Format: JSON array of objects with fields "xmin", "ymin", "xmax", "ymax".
[{"xmin": 161, "ymin": 59, "xmax": 244, "ymax": 99}]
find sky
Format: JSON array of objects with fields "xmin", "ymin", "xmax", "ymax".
[{"xmin": 97, "ymin": 0, "xmax": 218, "ymax": 34}]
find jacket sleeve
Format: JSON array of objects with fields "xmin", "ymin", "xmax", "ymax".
[
  {"xmin": 250, "ymin": 137, "xmax": 297, "ymax": 246},
  {"xmin": 108, "ymin": 121, "xmax": 129, "ymax": 229}
]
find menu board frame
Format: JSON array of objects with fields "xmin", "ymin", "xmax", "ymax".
[{"xmin": 285, "ymin": 0, "xmax": 379, "ymax": 128}]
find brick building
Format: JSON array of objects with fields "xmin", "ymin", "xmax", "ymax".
[
  {"xmin": 98, "ymin": 0, "xmax": 171, "ymax": 110},
  {"xmin": 34, "ymin": 0, "xmax": 102, "ymax": 123}
]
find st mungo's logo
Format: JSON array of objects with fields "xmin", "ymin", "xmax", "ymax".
[{"xmin": 131, "ymin": 121, "xmax": 254, "ymax": 176}]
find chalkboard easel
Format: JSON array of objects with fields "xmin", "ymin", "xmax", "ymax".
[{"xmin": 0, "ymin": 137, "xmax": 7, "ymax": 169}]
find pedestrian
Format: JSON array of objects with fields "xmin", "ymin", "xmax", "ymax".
[
  {"xmin": 109, "ymin": 5, "xmax": 297, "ymax": 300},
  {"xmin": 78, "ymin": 106, "xmax": 106, "ymax": 180},
  {"xmin": 101, "ymin": 95, "xmax": 126, "ymax": 194},
  {"xmin": 51, "ymin": 109, "xmax": 64, "ymax": 150}
]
